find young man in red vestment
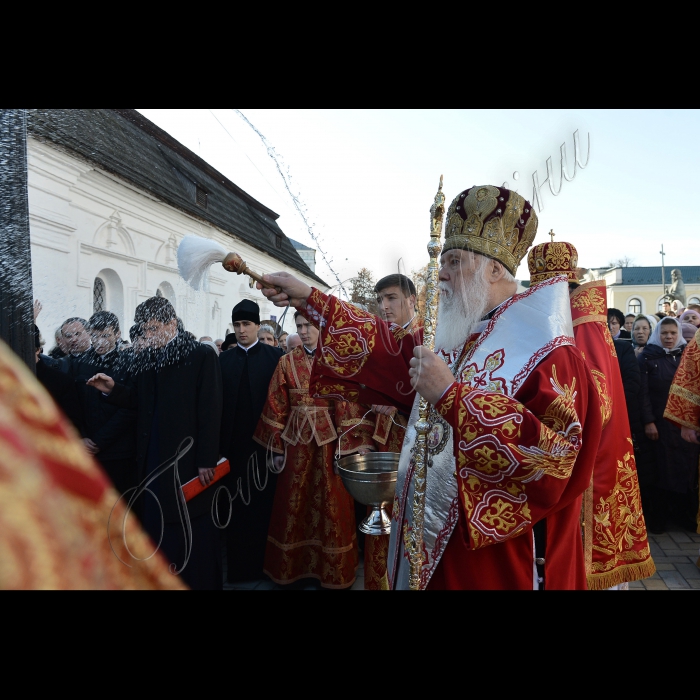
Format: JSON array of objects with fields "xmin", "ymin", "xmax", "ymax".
[
  {"xmin": 253, "ymin": 311, "xmax": 376, "ymax": 589},
  {"xmin": 258, "ymin": 185, "xmax": 603, "ymax": 590},
  {"xmin": 361, "ymin": 273, "xmax": 418, "ymax": 588},
  {"xmin": 527, "ymin": 241, "xmax": 655, "ymax": 589}
]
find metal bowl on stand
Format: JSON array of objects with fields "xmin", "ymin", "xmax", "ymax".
[{"xmin": 336, "ymin": 452, "xmax": 400, "ymax": 536}]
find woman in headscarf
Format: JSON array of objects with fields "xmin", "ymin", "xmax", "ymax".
[
  {"xmin": 632, "ymin": 314, "xmax": 653, "ymax": 357},
  {"xmin": 680, "ymin": 308, "xmax": 700, "ymax": 328},
  {"xmin": 638, "ymin": 317, "xmax": 699, "ymax": 533}
]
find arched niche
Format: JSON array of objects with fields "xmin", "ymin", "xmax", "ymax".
[
  {"xmin": 157, "ymin": 281, "xmax": 177, "ymax": 312},
  {"xmin": 93, "ymin": 211, "xmax": 135, "ymax": 256},
  {"xmin": 95, "ymin": 268, "xmax": 125, "ymax": 335}
]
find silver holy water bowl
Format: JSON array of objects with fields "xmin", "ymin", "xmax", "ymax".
[{"xmin": 336, "ymin": 452, "xmax": 400, "ymax": 536}]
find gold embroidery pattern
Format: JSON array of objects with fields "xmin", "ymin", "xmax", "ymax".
[
  {"xmin": 571, "ymin": 287, "xmax": 606, "ymax": 315},
  {"xmin": 512, "ymin": 366, "xmax": 581, "ymax": 482},
  {"xmin": 451, "ymin": 363, "xmax": 584, "ymax": 546},
  {"xmin": 669, "ymin": 382, "xmax": 700, "ymax": 408},
  {"xmin": 572, "ymin": 314, "xmax": 607, "ymax": 327},
  {"xmin": 590, "ymin": 369, "xmax": 613, "ymax": 428},
  {"xmin": 589, "ymin": 451, "xmax": 656, "ymax": 587},
  {"xmin": 664, "ymin": 335, "xmax": 700, "ymax": 431}
]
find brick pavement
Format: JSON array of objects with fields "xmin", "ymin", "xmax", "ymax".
[
  {"xmin": 224, "ymin": 530, "xmax": 700, "ymax": 591},
  {"xmin": 628, "ymin": 528, "xmax": 700, "ymax": 590}
]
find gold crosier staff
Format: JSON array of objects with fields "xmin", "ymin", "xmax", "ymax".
[{"xmin": 405, "ymin": 176, "xmax": 445, "ymax": 590}]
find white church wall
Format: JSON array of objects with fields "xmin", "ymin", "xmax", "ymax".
[{"xmin": 27, "ymin": 137, "xmax": 322, "ymax": 350}]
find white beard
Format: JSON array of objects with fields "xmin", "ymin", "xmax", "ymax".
[{"xmin": 434, "ymin": 264, "xmax": 490, "ymax": 353}]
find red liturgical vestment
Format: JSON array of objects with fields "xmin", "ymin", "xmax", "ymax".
[
  {"xmin": 0, "ymin": 340, "xmax": 184, "ymax": 590},
  {"xmin": 305, "ymin": 279, "xmax": 603, "ymax": 589},
  {"xmin": 253, "ymin": 346, "xmax": 371, "ymax": 589},
  {"xmin": 664, "ymin": 329, "xmax": 700, "ymax": 533},
  {"xmin": 569, "ymin": 282, "xmax": 655, "ymax": 588},
  {"xmin": 665, "ymin": 329, "xmax": 700, "ymax": 432}
]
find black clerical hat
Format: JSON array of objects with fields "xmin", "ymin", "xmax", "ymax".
[{"xmin": 231, "ymin": 299, "xmax": 260, "ymax": 325}]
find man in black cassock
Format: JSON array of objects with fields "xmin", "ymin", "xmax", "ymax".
[
  {"xmin": 71, "ymin": 311, "xmax": 137, "ymax": 495},
  {"xmin": 218, "ymin": 299, "xmax": 283, "ymax": 583},
  {"xmin": 87, "ymin": 297, "xmax": 223, "ymax": 590}
]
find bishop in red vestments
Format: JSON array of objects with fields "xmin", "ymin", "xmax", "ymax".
[
  {"xmin": 258, "ymin": 185, "xmax": 603, "ymax": 590},
  {"xmin": 528, "ymin": 241, "xmax": 655, "ymax": 589}
]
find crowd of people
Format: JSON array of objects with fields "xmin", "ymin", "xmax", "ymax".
[
  {"xmin": 15, "ymin": 184, "xmax": 700, "ymax": 591},
  {"xmin": 30, "ymin": 274, "xmax": 416, "ymax": 590},
  {"xmin": 607, "ymin": 300, "xmax": 700, "ymax": 534}
]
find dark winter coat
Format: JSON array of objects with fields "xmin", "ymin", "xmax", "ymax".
[
  {"xmin": 69, "ymin": 348, "xmax": 137, "ymax": 461},
  {"xmin": 614, "ymin": 338, "xmax": 642, "ymax": 439},
  {"xmin": 36, "ymin": 354, "xmax": 84, "ymax": 434},
  {"xmin": 638, "ymin": 343, "xmax": 700, "ymax": 492},
  {"xmin": 106, "ymin": 334, "xmax": 223, "ymax": 522}
]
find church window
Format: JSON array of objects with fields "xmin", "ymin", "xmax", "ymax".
[
  {"xmin": 275, "ymin": 234, "xmax": 282, "ymax": 250},
  {"xmin": 196, "ymin": 185, "xmax": 208, "ymax": 209},
  {"xmin": 689, "ymin": 296, "xmax": 700, "ymax": 305},
  {"xmin": 628, "ymin": 298, "xmax": 642, "ymax": 315},
  {"xmin": 93, "ymin": 277, "xmax": 106, "ymax": 313}
]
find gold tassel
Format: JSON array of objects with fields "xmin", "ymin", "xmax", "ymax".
[{"xmin": 586, "ymin": 558, "xmax": 657, "ymax": 591}]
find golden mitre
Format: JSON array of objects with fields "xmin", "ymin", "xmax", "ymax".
[
  {"xmin": 527, "ymin": 241, "xmax": 579, "ymax": 284},
  {"xmin": 442, "ymin": 185, "xmax": 538, "ymax": 276}
]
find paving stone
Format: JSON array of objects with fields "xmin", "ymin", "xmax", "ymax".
[
  {"xmin": 656, "ymin": 555, "xmax": 696, "ymax": 564},
  {"xmin": 652, "ymin": 536, "xmax": 675, "ymax": 548},
  {"xmin": 675, "ymin": 563, "xmax": 700, "ymax": 580},
  {"xmin": 658, "ymin": 570, "xmax": 690, "ymax": 589},
  {"xmin": 649, "ymin": 545, "xmax": 665, "ymax": 559},
  {"xmin": 255, "ymin": 579, "xmax": 278, "ymax": 590},
  {"xmin": 669, "ymin": 531, "xmax": 692, "ymax": 544},
  {"xmin": 654, "ymin": 562, "xmax": 678, "ymax": 571},
  {"xmin": 351, "ymin": 576, "xmax": 365, "ymax": 591},
  {"xmin": 628, "ymin": 580, "xmax": 645, "ymax": 588},
  {"xmin": 659, "ymin": 549, "xmax": 687, "ymax": 556},
  {"xmin": 688, "ymin": 579, "xmax": 700, "ymax": 589},
  {"xmin": 643, "ymin": 579, "xmax": 669, "ymax": 590}
]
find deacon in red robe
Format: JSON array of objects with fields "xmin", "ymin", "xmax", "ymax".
[
  {"xmin": 528, "ymin": 241, "xmax": 655, "ymax": 589},
  {"xmin": 258, "ymin": 185, "xmax": 603, "ymax": 590},
  {"xmin": 253, "ymin": 312, "xmax": 375, "ymax": 589}
]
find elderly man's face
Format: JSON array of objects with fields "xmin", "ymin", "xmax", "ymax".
[
  {"xmin": 62, "ymin": 321, "xmax": 91, "ymax": 354},
  {"xmin": 438, "ymin": 249, "xmax": 482, "ymax": 295}
]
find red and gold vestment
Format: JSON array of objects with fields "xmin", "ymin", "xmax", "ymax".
[
  {"xmin": 664, "ymin": 328, "xmax": 700, "ymax": 533},
  {"xmin": 253, "ymin": 345, "xmax": 372, "ymax": 589},
  {"xmin": 665, "ymin": 329, "xmax": 700, "ymax": 432},
  {"xmin": 304, "ymin": 280, "xmax": 602, "ymax": 589},
  {"xmin": 569, "ymin": 281, "xmax": 655, "ymax": 588},
  {"xmin": 0, "ymin": 340, "xmax": 184, "ymax": 590}
]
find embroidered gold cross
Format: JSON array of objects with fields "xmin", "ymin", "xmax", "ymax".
[{"xmin": 549, "ymin": 229, "xmax": 555, "ymax": 243}]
